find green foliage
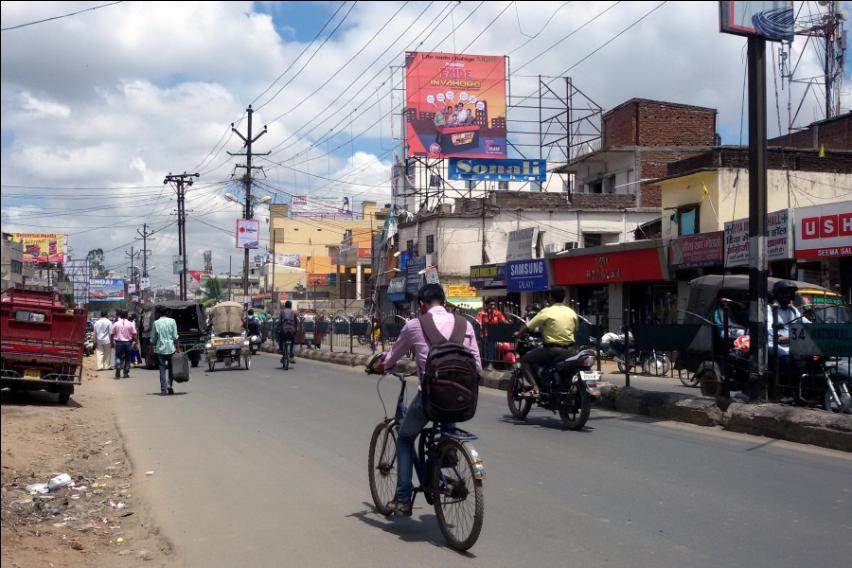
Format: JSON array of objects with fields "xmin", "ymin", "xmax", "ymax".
[{"xmin": 202, "ymin": 276, "xmax": 225, "ymax": 304}]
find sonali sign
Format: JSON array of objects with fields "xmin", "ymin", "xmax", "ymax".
[{"xmin": 448, "ymin": 158, "xmax": 546, "ymax": 182}]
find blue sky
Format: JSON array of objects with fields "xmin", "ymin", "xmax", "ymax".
[{"xmin": 253, "ymin": 1, "xmax": 344, "ymax": 42}]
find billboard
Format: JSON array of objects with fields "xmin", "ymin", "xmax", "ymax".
[
  {"xmin": 236, "ymin": 218, "xmax": 260, "ymax": 249},
  {"xmin": 448, "ymin": 158, "xmax": 546, "ymax": 182},
  {"xmin": 719, "ymin": 1, "xmax": 793, "ymax": 42},
  {"xmin": 669, "ymin": 231, "xmax": 725, "ymax": 269},
  {"xmin": 506, "ymin": 227, "xmax": 538, "ymax": 261},
  {"xmin": 506, "ymin": 259, "xmax": 549, "ymax": 293},
  {"xmin": 89, "ymin": 278, "xmax": 125, "ymax": 302},
  {"xmin": 274, "ymin": 253, "xmax": 301, "ymax": 267},
  {"xmin": 405, "ymin": 51, "xmax": 507, "ymax": 159},
  {"xmin": 794, "ymin": 201, "xmax": 852, "ymax": 259},
  {"xmin": 724, "ymin": 209, "xmax": 792, "ymax": 267},
  {"xmin": 9, "ymin": 233, "xmax": 66, "ymax": 263},
  {"xmin": 291, "ymin": 196, "xmax": 353, "ymax": 218},
  {"xmin": 64, "ymin": 259, "xmax": 90, "ymax": 306}
]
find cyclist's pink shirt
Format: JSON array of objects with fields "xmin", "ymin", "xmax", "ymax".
[{"xmin": 382, "ymin": 306, "xmax": 482, "ymax": 378}]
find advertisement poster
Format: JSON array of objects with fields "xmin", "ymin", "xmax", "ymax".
[
  {"xmin": 405, "ymin": 51, "xmax": 507, "ymax": 159},
  {"xmin": 291, "ymin": 196, "xmax": 353, "ymax": 218},
  {"xmin": 794, "ymin": 200, "xmax": 852, "ymax": 259},
  {"xmin": 406, "ymin": 256, "xmax": 427, "ymax": 293},
  {"xmin": 236, "ymin": 218, "xmax": 260, "ymax": 249},
  {"xmin": 506, "ymin": 227, "xmax": 538, "ymax": 261},
  {"xmin": 274, "ymin": 253, "xmax": 301, "ymax": 267},
  {"xmin": 724, "ymin": 209, "xmax": 792, "ymax": 267},
  {"xmin": 9, "ymin": 233, "xmax": 66, "ymax": 263},
  {"xmin": 448, "ymin": 158, "xmax": 546, "ymax": 182},
  {"xmin": 506, "ymin": 259, "xmax": 549, "ymax": 293},
  {"xmin": 470, "ymin": 263, "xmax": 506, "ymax": 290},
  {"xmin": 89, "ymin": 278, "xmax": 125, "ymax": 302},
  {"xmin": 669, "ymin": 231, "xmax": 724, "ymax": 269}
]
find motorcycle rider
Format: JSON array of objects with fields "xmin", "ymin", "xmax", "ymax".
[
  {"xmin": 277, "ymin": 301, "xmax": 298, "ymax": 363},
  {"xmin": 514, "ymin": 287, "xmax": 578, "ymax": 393}
]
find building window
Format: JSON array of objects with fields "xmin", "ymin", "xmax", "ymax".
[
  {"xmin": 583, "ymin": 233, "xmax": 602, "ymax": 247},
  {"xmin": 465, "ymin": 180, "xmax": 477, "ymax": 190},
  {"xmin": 587, "ymin": 179, "xmax": 603, "ymax": 193},
  {"xmin": 406, "ymin": 239, "xmax": 414, "ymax": 252},
  {"xmin": 676, "ymin": 204, "xmax": 700, "ymax": 236},
  {"xmin": 498, "ymin": 180, "xmax": 509, "ymax": 190},
  {"xmin": 426, "ymin": 235, "xmax": 435, "ymax": 254}
]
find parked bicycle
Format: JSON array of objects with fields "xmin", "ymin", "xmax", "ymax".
[
  {"xmin": 600, "ymin": 332, "xmax": 672, "ymax": 377},
  {"xmin": 366, "ymin": 367, "xmax": 485, "ymax": 551}
]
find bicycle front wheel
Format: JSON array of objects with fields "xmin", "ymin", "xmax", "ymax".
[
  {"xmin": 431, "ymin": 438, "xmax": 484, "ymax": 551},
  {"xmin": 368, "ymin": 421, "xmax": 398, "ymax": 516}
]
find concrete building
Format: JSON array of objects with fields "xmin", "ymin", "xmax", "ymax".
[{"xmin": 1, "ymin": 233, "xmax": 26, "ymax": 292}]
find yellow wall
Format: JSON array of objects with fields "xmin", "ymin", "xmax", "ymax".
[{"xmin": 660, "ymin": 168, "xmax": 852, "ymax": 239}]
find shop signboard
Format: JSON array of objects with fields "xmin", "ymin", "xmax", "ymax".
[
  {"xmin": 308, "ymin": 273, "xmax": 337, "ymax": 287},
  {"xmin": 236, "ymin": 219, "xmax": 260, "ymax": 249},
  {"xmin": 669, "ymin": 231, "xmax": 724, "ymax": 269},
  {"xmin": 388, "ymin": 276, "xmax": 407, "ymax": 303},
  {"xmin": 88, "ymin": 278, "xmax": 126, "ymax": 302},
  {"xmin": 445, "ymin": 283, "xmax": 477, "ymax": 298},
  {"xmin": 506, "ymin": 259, "xmax": 549, "ymax": 293},
  {"xmin": 550, "ymin": 246, "xmax": 667, "ymax": 285},
  {"xmin": 506, "ymin": 227, "xmax": 538, "ymax": 261},
  {"xmin": 405, "ymin": 51, "xmax": 507, "ymax": 159},
  {"xmin": 724, "ymin": 209, "xmax": 792, "ymax": 267},
  {"xmin": 9, "ymin": 233, "xmax": 66, "ymax": 263},
  {"xmin": 794, "ymin": 200, "xmax": 852, "ymax": 259},
  {"xmin": 469, "ymin": 263, "xmax": 506, "ymax": 289},
  {"xmin": 448, "ymin": 158, "xmax": 546, "ymax": 182},
  {"xmin": 405, "ymin": 256, "xmax": 427, "ymax": 293},
  {"xmin": 424, "ymin": 266, "xmax": 440, "ymax": 284}
]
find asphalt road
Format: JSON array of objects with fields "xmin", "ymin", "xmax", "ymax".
[{"xmin": 109, "ymin": 353, "xmax": 851, "ymax": 568}]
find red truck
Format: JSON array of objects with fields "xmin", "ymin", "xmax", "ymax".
[{"xmin": 0, "ymin": 287, "xmax": 87, "ymax": 404}]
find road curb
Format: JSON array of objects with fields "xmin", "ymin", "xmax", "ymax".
[{"xmin": 299, "ymin": 346, "xmax": 851, "ymax": 452}]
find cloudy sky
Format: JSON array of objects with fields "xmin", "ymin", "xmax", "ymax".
[{"xmin": 2, "ymin": 1, "xmax": 849, "ymax": 286}]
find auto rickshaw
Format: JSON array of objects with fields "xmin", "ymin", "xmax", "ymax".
[
  {"xmin": 204, "ymin": 301, "xmax": 251, "ymax": 371},
  {"xmin": 678, "ymin": 275, "xmax": 851, "ymax": 410}
]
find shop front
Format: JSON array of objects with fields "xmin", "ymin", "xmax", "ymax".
[
  {"xmin": 549, "ymin": 240, "xmax": 671, "ymax": 330},
  {"xmin": 668, "ymin": 231, "xmax": 725, "ymax": 320}
]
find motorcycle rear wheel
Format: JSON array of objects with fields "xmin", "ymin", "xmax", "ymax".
[
  {"xmin": 507, "ymin": 373, "xmax": 532, "ymax": 419},
  {"xmin": 559, "ymin": 378, "xmax": 591, "ymax": 431}
]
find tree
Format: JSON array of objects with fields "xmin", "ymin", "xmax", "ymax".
[
  {"xmin": 86, "ymin": 248, "xmax": 107, "ymax": 278},
  {"xmin": 202, "ymin": 276, "xmax": 225, "ymax": 305}
]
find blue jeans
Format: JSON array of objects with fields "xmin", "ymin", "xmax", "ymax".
[
  {"xmin": 396, "ymin": 393, "xmax": 429, "ymax": 503},
  {"xmin": 114, "ymin": 341, "xmax": 132, "ymax": 377},
  {"xmin": 279, "ymin": 334, "xmax": 295, "ymax": 358},
  {"xmin": 156, "ymin": 353, "xmax": 173, "ymax": 394}
]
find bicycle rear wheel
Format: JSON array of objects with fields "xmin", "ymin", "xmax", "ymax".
[
  {"xmin": 431, "ymin": 438, "xmax": 484, "ymax": 551},
  {"xmin": 368, "ymin": 421, "xmax": 398, "ymax": 516}
]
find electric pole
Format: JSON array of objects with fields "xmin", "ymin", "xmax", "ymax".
[
  {"xmin": 228, "ymin": 105, "xmax": 269, "ymax": 298},
  {"xmin": 125, "ymin": 246, "xmax": 141, "ymax": 304},
  {"xmin": 164, "ymin": 172, "xmax": 199, "ymax": 301},
  {"xmin": 136, "ymin": 223, "xmax": 154, "ymax": 301}
]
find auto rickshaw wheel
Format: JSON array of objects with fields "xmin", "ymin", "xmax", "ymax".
[
  {"xmin": 697, "ymin": 362, "xmax": 728, "ymax": 398},
  {"xmin": 57, "ymin": 392, "xmax": 71, "ymax": 404}
]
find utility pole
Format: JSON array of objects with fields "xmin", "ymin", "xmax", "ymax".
[
  {"xmin": 747, "ymin": 36, "xmax": 769, "ymax": 400},
  {"xmin": 228, "ymin": 105, "xmax": 269, "ymax": 298},
  {"xmin": 136, "ymin": 223, "xmax": 154, "ymax": 301},
  {"xmin": 164, "ymin": 172, "xmax": 199, "ymax": 301},
  {"xmin": 228, "ymin": 255, "xmax": 233, "ymax": 301},
  {"xmin": 125, "ymin": 246, "xmax": 141, "ymax": 305}
]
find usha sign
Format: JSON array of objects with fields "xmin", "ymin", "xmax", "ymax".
[{"xmin": 448, "ymin": 158, "xmax": 546, "ymax": 182}]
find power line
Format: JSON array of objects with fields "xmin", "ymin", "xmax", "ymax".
[{"xmin": 1, "ymin": 1, "xmax": 124, "ymax": 32}]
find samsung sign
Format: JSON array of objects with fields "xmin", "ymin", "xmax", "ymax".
[
  {"xmin": 506, "ymin": 259, "xmax": 549, "ymax": 293},
  {"xmin": 448, "ymin": 158, "xmax": 547, "ymax": 182}
]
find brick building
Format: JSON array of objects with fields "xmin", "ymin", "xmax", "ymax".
[
  {"xmin": 555, "ymin": 98, "xmax": 718, "ymax": 210},
  {"xmin": 768, "ymin": 112, "xmax": 851, "ymax": 150}
]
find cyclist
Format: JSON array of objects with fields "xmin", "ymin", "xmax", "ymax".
[
  {"xmin": 246, "ymin": 309, "xmax": 262, "ymax": 337},
  {"xmin": 369, "ymin": 283, "xmax": 482, "ymax": 516},
  {"xmin": 278, "ymin": 301, "xmax": 298, "ymax": 363},
  {"xmin": 514, "ymin": 287, "xmax": 578, "ymax": 393}
]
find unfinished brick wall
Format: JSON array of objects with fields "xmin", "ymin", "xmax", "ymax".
[
  {"xmin": 571, "ymin": 193, "xmax": 638, "ymax": 209},
  {"xmin": 768, "ymin": 114, "xmax": 851, "ymax": 150},
  {"xmin": 602, "ymin": 99, "xmax": 717, "ymax": 150}
]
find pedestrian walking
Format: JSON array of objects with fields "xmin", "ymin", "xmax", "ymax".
[
  {"xmin": 151, "ymin": 311, "xmax": 180, "ymax": 395},
  {"xmin": 128, "ymin": 313, "xmax": 143, "ymax": 367},
  {"xmin": 111, "ymin": 309, "xmax": 137, "ymax": 379},
  {"xmin": 93, "ymin": 311, "xmax": 113, "ymax": 371}
]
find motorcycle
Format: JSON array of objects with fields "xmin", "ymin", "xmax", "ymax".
[
  {"xmin": 506, "ymin": 335, "xmax": 601, "ymax": 430},
  {"xmin": 248, "ymin": 334, "xmax": 262, "ymax": 355},
  {"xmin": 83, "ymin": 331, "xmax": 95, "ymax": 357},
  {"xmin": 599, "ymin": 331, "xmax": 671, "ymax": 377}
]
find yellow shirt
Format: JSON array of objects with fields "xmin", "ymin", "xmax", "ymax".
[{"xmin": 527, "ymin": 304, "xmax": 578, "ymax": 345}]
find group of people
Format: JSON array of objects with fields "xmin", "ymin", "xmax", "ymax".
[
  {"xmin": 433, "ymin": 102, "xmax": 478, "ymax": 128},
  {"xmin": 91, "ymin": 309, "xmax": 180, "ymax": 396}
]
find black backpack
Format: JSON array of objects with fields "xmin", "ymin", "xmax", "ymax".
[
  {"xmin": 419, "ymin": 313, "xmax": 480, "ymax": 423},
  {"xmin": 279, "ymin": 310, "xmax": 297, "ymax": 336}
]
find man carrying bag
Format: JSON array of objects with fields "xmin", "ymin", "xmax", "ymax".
[{"xmin": 151, "ymin": 312, "xmax": 187, "ymax": 395}]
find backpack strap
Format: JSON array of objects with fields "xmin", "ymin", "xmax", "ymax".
[
  {"xmin": 448, "ymin": 314, "xmax": 467, "ymax": 345},
  {"xmin": 418, "ymin": 313, "xmax": 446, "ymax": 346}
]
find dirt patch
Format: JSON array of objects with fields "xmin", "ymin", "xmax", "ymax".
[{"xmin": 1, "ymin": 357, "xmax": 171, "ymax": 567}]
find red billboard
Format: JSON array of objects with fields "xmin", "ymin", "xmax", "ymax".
[
  {"xmin": 550, "ymin": 247, "xmax": 667, "ymax": 286},
  {"xmin": 405, "ymin": 52, "xmax": 507, "ymax": 159},
  {"xmin": 795, "ymin": 201, "xmax": 852, "ymax": 259},
  {"xmin": 668, "ymin": 232, "xmax": 725, "ymax": 269}
]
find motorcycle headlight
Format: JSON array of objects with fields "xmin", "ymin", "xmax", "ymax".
[
  {"xmin": 251, "ymin": 335, "xmax": 259, "ymax": 342},
  {"xmin": 205, "ymin": 342, "xmax": 212, "ymax": 349},
  {"xmin": 243, "ymin": 340, "xmax": 250, "ymax": 347}
]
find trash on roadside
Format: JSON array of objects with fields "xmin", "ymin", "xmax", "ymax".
[
  {"xmin": 26, "ymin": 483, "xmax": 49, "ymax": 495},
  {"xmin": 116, "ymin": 536, "xmax": 124, "ymax": 544},
  {"xmin": 118, "ymin": 511, "xmax": 134, "ymax": 517},
  {"xmin": 48, "ymin": 473, "xmax": 73, "ymax": 491},
  {"xmin": 144, "ymin": 471, "xmax": 155, "ymax": 476}
]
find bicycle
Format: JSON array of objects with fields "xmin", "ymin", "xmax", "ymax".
[
  {"xmin": 367, "ymin": 368, "xmax": 485, "ymax": 551},
  {"xmin": 279, "ymin": 336, "xmax": 294, "ymax": 371}
]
